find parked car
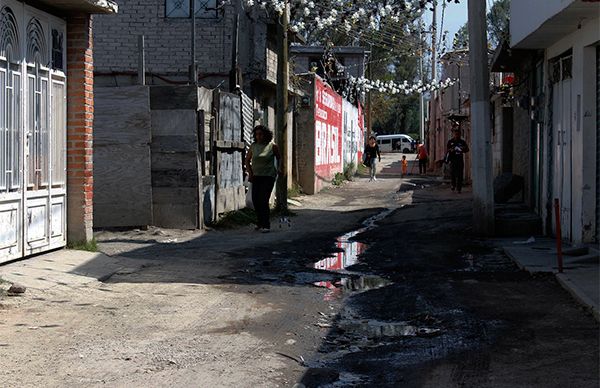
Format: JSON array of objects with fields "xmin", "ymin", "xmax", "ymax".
[{"xmin": 376, "ymin": 134, "xmax": 416, "ymax": 153}]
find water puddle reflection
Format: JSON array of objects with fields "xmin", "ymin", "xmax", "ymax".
[
  {"xmin": 338, "ymin": 319, "xmax": 442, "ymax": 339},
  {"xmin": 312, "ymin": 209, "xmax": 396, "ymax": 299}
]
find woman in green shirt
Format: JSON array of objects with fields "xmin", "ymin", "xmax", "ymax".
[{"xmin": 245, "ymin": 125, "xmax": 282, "ymax": 232}]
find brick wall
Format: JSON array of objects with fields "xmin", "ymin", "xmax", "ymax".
[
  {"xmin": 67, "ymin": 14, "xmax": 95, "ymax": 243},
  {"xmin": 93, "ymin": 0, "xmax": 235, "ymax": 78}
]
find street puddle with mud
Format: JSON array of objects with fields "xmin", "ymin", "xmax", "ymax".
[
  {"xmin": 338, "ymin": 319, "xmax": 442, "ymax": 339},
  {"xmin": 311, "ymin": 209, "xmax": 396, "ymax": 299}
]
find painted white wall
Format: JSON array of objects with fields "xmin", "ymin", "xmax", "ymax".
[
  {"xmin": 541, "ymin": 17, "xmax": 599, "ymax": 243},
  {"xmin": 342, "ymin": 99, "xmax": 362, "ymax": 168},
  {"xmin": 511, "ymin": 0, "xmax": 575, "ymax": 47}
]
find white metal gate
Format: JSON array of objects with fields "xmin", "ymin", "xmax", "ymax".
[
  {"xmin": 0, "ymin": 1, "xmax": 67, "ymax": 263},
  {"xmin": 551, "ymin": 55, "xmax": 573, "ymax": 241}
]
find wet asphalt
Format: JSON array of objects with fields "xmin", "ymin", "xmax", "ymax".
[{"xmin": 225, "ymin": 177, "xmax": 599, "ymax": 387}]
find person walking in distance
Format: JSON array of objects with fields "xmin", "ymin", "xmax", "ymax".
[
  {"xmin": 364, "ymin": 136, "xmax": 381, "ymax": 181},
  {"xmin": 416, "ymin": 142, "xmax": 428, "ymax": 175},
  {"xmin": 245, "ymin": 125, "xmax": 283, "ymax": 232},
  {"xmin": 447, "ymin": 128, "xmax": 469, "ymax": 193}
]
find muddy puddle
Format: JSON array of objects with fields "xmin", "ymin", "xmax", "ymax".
[
  {"xmin": 311, "ymin": 209, "xmax": 396, "ymax": 299},
  {"xmin": 338, "ymin": 319, "xmax": 442, "ymax": 339}
]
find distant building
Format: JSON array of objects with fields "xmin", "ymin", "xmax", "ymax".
[
  {"xmin": 93, "ymin": 0, "xmax": 294, "ymax": 133},
  {"xmin": 427, "ymin": 49, "xmax": 472, "ymax": 183}
]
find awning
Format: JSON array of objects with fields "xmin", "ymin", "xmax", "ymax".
[
  {"xmin": 491, "ymin": 42, "xmax": 536, "ymax": 73},
  {"xmin": 33, "ymin": 0, "xmax": 118, "ymax": 14}
]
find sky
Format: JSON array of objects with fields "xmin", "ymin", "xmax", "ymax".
[{"xmin": 423, "ymin": 1, "xmax": 468, "ymax": 52}]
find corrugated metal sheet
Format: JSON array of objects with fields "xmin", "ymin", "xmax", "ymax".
[{"xmin": 241, "ymin": 92, "xmax": 254, "ymax": 150}]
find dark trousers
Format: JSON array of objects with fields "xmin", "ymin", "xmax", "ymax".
[
  {"xmin": 252, "ymin": 176, "xmax": 276, "ymax": 229},
  {"xmin": 418, "ymin": 158, "xmax": 428, "ymax": 174},
  {"xmin": 450, "ymin": 160, "xmax": 464, "ymax": 192}
]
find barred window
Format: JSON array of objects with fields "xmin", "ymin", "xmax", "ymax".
[{"xmin": 165, "ymin": 0, "xmax": 218, "ymax": 19}]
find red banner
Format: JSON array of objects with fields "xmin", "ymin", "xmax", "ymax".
[{"xmin": 314, "ymin": 78, "xmax": 343, "ymax": 178}]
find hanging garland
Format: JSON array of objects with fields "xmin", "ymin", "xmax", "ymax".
[
  {"xmin": 242, "ymin": 0, "xmax": 460, "ymax": 98},
  {"xmin": 347, "ymin": 76, "xmax": 455, "ymax": 96}
]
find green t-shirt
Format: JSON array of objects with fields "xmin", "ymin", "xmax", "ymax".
[{"xmin": 250, "ymin": 142, "xmax": 277, "ymax": 177}]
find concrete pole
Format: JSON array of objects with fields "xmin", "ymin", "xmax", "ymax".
[
  {"xmin": 430, "ymin": 1, "xmax": 438, "ymax": 163},
  {"xmin": 275, "ymin": 2, "xmax": 289, "ymax": 211},
  {"xmin": 419, "ymin": 25, "xmax": 425, "ymax": 142},
  {"xmin": 468, "ymin": 0, "xmax": 495, "ymax": 235}
]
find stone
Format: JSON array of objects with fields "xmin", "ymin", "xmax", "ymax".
[{"xmin": 7, "ymin": 284, "xmax": 26, "ymax": 296}]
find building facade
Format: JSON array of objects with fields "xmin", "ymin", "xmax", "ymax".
[
  {"xmin": 0, "ymin": 0, "xmax": 117, "ymax": 263},
  {"xmin": 510, "ymin": 0, "xmax": 599, "ymax": 243},
  {"xmin": 427, "ymin": 49, "xmax": 472, "ymax": 183}
]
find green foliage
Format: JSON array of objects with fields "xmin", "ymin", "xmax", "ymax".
[
  {"xmin": 453, "ymin": 0, "xmax": 511, "ymax": 50},
  {"xmin": 453, "ymin": 24, "xmax": 469, "ymax": 50},
  {"xmin": 332, "ymin": 172, "xmax": 346, "ymax": 186},
  {"xmin": 288, "ymin": 183, "xmax": 303, "ymax": 198},
  {"xmin": 344, "ymin": 163, "xmax": 356, "ymax": 181},
  {"xmin": 67, "ymin": 239, "xmax": 98, "ymax": 252},
  {"xmin": 214, "ymin": 208, "xmax": 257, "ymax": 229},
  {"xmin": 487, "ymin": 0, "xmax": 511, "ymax": 47},
  {"xmin": 357, "ymin": 163, "xmax": 370, "ymax": 176}
]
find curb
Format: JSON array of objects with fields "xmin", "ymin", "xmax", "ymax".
[{"xmin": 556, "ymin": 273, "xmax": 600, "ymax": 323}]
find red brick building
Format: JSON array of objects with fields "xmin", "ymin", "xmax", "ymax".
[{"xmin": 0, "ymin": 0, "xmax": 117, "ymax": 263}]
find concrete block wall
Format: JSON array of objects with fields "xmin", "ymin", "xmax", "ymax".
[
  {"xmin": 66, "ymin": 14, "xmax": 95, "ymax": 243},
  {"xmin": 93, "ymin": 0, "xmax": 235, "ymax": 77},
  {"xmin": 293, "ymin": 77, "xmax": 316, "ymax": 194}
]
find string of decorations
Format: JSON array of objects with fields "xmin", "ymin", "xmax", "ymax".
[{"xmin": 347, "ymin": 76, "xmax": 456, "ymax": 95}]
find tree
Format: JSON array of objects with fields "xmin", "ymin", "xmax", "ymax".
[
  {"xmin": 453, "ymin": 0, "xmax": 510, "ymax": 50},
  {"xmin": 486, "ymin": 0, "xmax": 510, "ymax": 47}
]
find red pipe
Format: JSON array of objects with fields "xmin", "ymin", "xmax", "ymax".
[{"xmin": 554, "ymin": 198, "xmax": 563, "ymax": 273}]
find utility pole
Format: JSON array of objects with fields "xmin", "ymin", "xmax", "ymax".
[
  {"xmin": 430, "ymin": 0, "xmax": 438, "ymax": 162},
  {"xmin": 468, "ymin": 0, "xmax": 495, "ymax": 235},
  {"xmin": 366, "ymin": 60, "xmax": 372, "ymax": 139},
  {"xmin": 189, "ymin": 0, "xmax": 197, "ymax": 84},
  {"xmin": 275, "ymin": 2, "xmax": 289, "ymax": 211},
  {"xmin": 418, "ymin": 24, "xmax": 425, "ymax": 142}
]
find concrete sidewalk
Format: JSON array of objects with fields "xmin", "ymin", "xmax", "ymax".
[
  {"xmin": 0, "ymin": 249, "xmax": 152, "ymax": 292},
  {"xmin": 502, "ymin": 238, "xmax": 599, "ymax": 321}
]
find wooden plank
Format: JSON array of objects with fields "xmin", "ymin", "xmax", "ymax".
[
  {"xmin": 151, "ymin": 169, "xmax": 198, "ymax": 188},
  {"xmin": 151, "ymin": 136, "xmax": 199, "ymax": 153},
  {"xmin": 95, "ymin": 86, "xmax": 151, "ymax": 146},
  {"xmin": 151, "ymin": 152, "xmax": 198, "ymax": 170},
  {"xmin": 151, "ymin": 110, "xmax": 197, "ymax": 136},
  {"xmin": 150, "ymin": 85, "xmax": 198, "ymax": 110},
  {"xmin": 152, "ymin": 187, "xmax": 198, "ymax": 229},
  {"xmin": 93, "ymin": 144, "xmax": 152, "ymax": 227}
]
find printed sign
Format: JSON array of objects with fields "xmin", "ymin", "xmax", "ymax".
[{"xmin": 314, "ymin": 78, "xmax": 343, "ymax": 178}]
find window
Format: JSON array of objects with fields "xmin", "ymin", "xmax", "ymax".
[
  {"xmin": 380, "ymin": 139, "xmax": 391, "ymax": 145},
  {"xmin": 165, "ymin": 0, "xmax": 218, "ymax": 19}
]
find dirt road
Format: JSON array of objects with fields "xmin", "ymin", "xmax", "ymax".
[{"xmin": 1, "ymin": 154, "xmax": 598, "ymax": 387}]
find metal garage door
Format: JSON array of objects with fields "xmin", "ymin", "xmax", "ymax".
[{"xmin": 0, "ymin": 1, "xmax": 67, "ymax": 263}]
